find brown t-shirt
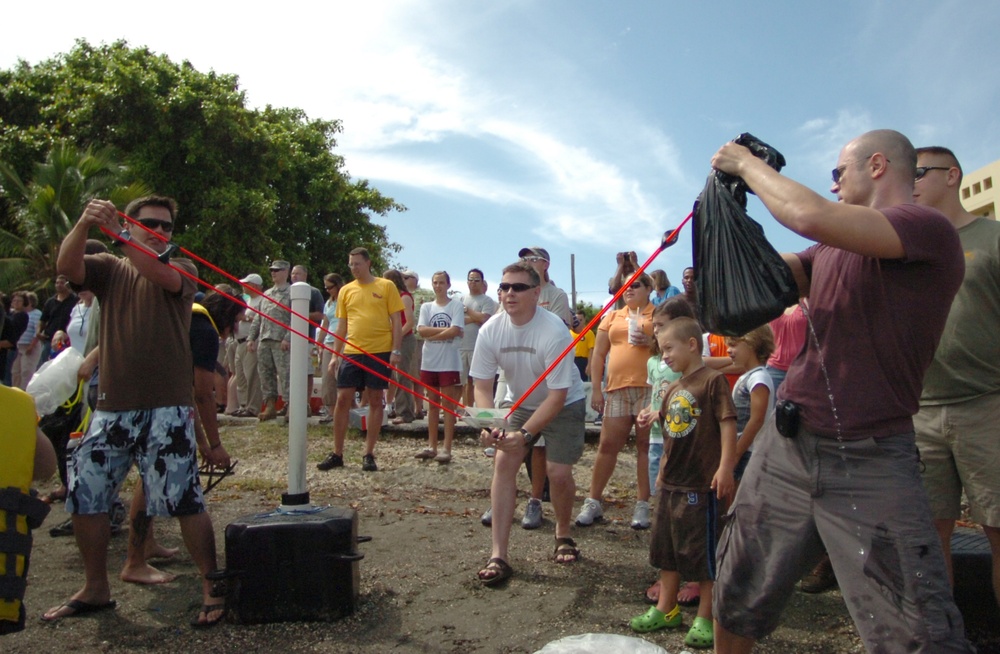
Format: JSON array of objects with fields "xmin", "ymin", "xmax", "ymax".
[
  {"xmin": 658, "ymin": 366, "xmax": 736, "ymax": 493},
  {"xmin": 83, "ymin": 253, "xmax": 197, "ymax": 410}
]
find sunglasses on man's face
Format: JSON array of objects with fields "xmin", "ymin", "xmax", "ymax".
[
  {"xmin": 498, "ymin": 282, "xmax": 537, "ymax": 293},
  {"xmin": 914, "ymin": 166, "xmax": 951, "ymax": 181},
  {"xmin": 521, "ymin": 256, "xmax": 546, "ymax": 264},
  {"xmin": 627, "ymin": 281, "xmax": 645, "ymax": 290},
  {"xmin": 137, "ymin": 218, "xmax": 174, "ymax": 233}
]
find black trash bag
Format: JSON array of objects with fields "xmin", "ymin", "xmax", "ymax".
[{"xmin": 692, "ymin": 133, "xmax": 798, "ymax": 336}]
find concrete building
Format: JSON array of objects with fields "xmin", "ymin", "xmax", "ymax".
[{"xmin": 961, "ymin": 159, "xmax": 998, "ymax": 219}]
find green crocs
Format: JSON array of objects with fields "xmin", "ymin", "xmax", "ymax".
[
  {"xmin": 629, "ymin": 605, "xmax": 682, "ymax": 633},
  {"xmin": 684, "ymin": 616, "xmax": 714, "ymax": 649}
]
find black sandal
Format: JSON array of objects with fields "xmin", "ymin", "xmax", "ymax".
[
  {"xmin": 477, "ymin": 557, "xmax": 513, "ymax": 587},
  {"xmin": 554, "ymin": 537, "xmax": 580, "ymax": 564},
  {"xmin": 190, "ymin": 601, "xmax": 226, "ymax": 628}
]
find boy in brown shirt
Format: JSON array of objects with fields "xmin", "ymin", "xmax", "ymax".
[{"xmin": 630, "ymin": 316, "xmax": 737, "ymax": 649}]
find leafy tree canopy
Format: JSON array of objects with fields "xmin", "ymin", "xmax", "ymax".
[{"xmin": 0, "ymin": 39, "xmax": 404, "ymax": 291}]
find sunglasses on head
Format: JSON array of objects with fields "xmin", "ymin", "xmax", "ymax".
[
  {"xmin": 137, "ymin": 218, "xmax": 174, "ymax": 232},
  {"xmin": 498, "ymin": 282, "xmax": 537, "ymax": 293}
]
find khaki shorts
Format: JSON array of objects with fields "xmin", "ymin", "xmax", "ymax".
[
  {"xmin": 604, "ymin": 386, "xmax": 652, "ymax": 419},
  {"xmin": 509, "ymin": 399, "xmax": 585, "ymax": 465},
  {"xmin": 915, "ymin": 391, "xmax": 1000, "ymax": 526}
]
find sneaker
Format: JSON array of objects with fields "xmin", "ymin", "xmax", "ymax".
[
  {"xmin": 434, "ymin": 451, "xmax": 452, "ymax": 464},
  {"xmin": 481, "ymin": 507, "xmax": 492, "ymax": 527},
  {"xmin": 521, "ymin": 498, "xmax": 543, "ymax": 530},
  {"xmin": 362, "ymin": 453, "xmax": 378, "ymax": 472},
  {"xmin": 800, "ymin": 554, "xmax": 837, "ymax": 593},
  {"xmin": 414, "ymin": 448, "xmax": 436, "ymax": 460},
  {"xmin": 483, "ymin": 447, "xmax": 496, "ymax": 458},
  {"xmin": 631, "ymin": 500, "xmax": 651, "ymax": 530},
  {"xmin": 593, "ymin": 413, "xmax": 603, "ymax": 426},
  {"xmin": 316, "ymin": 452, "xmax": 344, "ymax": 471},
  {"xmin": 575, "ymin": 497, "xmax": 603, "ymax": 526}
]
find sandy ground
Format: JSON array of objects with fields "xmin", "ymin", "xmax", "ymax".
[{"xmin": 8, "ymin": 419, "xmax": 999, "ymax": 653}]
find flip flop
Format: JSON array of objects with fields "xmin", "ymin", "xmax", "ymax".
[
  {"xmin": 190, "ymin": 601, "xmax": 227, "ymax": 628},
  {"xmin": 677, "ymin": 581, "xmax": 701, "ymax": 606},
  {"xmin": 41, "ymin": 598, "xmax": 117, "ymax": 622},
  {"xmin": 477, "ymin": 557, "xmax": 513, "ymax": 587}
]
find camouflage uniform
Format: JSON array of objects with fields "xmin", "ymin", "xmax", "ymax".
[{"xmin": 248, "ymin": 282, "xmax": 291, "ymax": 402}]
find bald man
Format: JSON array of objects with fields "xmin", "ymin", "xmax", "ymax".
[{"xmin": 709, "ymin": 130, "xmax": 973, "ymax": 653}]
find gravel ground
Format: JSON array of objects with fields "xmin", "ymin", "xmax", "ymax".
[{"xmin": 9, "ymin": 418, "xmax": 998, "ymax": 653}]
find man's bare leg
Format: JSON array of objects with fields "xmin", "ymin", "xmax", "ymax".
[
  {"xmin": 364, "ymin": 388, "xmax": 384, "ymax": 456},
  {"xmin": 984, "ymin": 524, "xmax": 1000, "ymax": 610},
  {"xmin": 488, "ymin": 445, "xmax": 526, "ymax": 562},
  {"xmin": 934, "ymin": 518, "xmax": 956, "ymax": 587},
  {"xmin": 120, "ymin": 483, "xmax": 177, "ymax": 584},
  {"xmin": 546, "ymin": 461, "xmax": 575, "ymax": 546},
  {"xmin": 333, "ymin": 387, "xmax": 354, "ymax": 454},
  {"xmin": 178, "ymin": 511, "xmax": 224, "ymax": 626},
  {"xmin": 530, "ymin": 446, "xmax": 547, "ymax": 500},
  {"xmin": 43, "ymin": 514, "xmax": 113, "ymax": 619}
]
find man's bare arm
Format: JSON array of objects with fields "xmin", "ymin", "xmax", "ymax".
[{"xmin": 711, "ymin": 143, "xmax": 904, "ymax": 260}]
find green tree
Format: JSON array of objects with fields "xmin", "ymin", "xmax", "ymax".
[
  {"xmin": 0, "ymin": 141, "xmax": 148, "ymax": 290},
  {"xmin": 0, "ymin": 40, "xmax": 403, "ymax": 288}
]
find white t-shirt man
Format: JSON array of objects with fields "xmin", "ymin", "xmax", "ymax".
[
  {"xmin": 460, "ymin": 293, "xmax": 498, "ymax": 352},
  {"xmin": 471, "ymin": 307, "xmax": 585, "ymax": 410}
]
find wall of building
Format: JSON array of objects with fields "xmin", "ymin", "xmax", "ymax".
[{"xmin": 960, "ymin": 159, "xmax": 998, "ymax": 219}]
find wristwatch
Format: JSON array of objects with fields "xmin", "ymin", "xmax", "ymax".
[
  {"xmin": 112, "ymin": 228, "xmax": 132, "ymax": 247},
  {"xmin": 519, "ymin": 429, "xmax": 539, "ymax": 447},
  {"xmin": 391, "ymin": 350, "xmax": 402, "ymax": 356}
]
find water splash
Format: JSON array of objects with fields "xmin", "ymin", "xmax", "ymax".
[{"xmin": 801, "ymin": 300, "xmax": 843, "ymax": 441}]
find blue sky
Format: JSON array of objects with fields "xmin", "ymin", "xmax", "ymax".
[{"xmin": 3, "ymin": 1, "xmax": 999, "ymax": 307}]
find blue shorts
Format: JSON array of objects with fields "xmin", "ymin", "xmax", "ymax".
[{"xmin": 66, "ymin": 406, "xmax": 205, "ymax": 518}]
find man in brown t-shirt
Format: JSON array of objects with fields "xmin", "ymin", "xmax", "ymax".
[{"xmin": 44, "ymin": 196, "xmax": 226, "ymax": 628}]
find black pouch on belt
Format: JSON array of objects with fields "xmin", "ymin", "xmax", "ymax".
[{"xmin": 775, "ymin": 400, "xmax": 800, "ymax": 438}]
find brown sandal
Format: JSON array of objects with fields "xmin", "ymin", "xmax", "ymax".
[
  {"xmin": 477, "ymin": 557, "xmax": 513, "ymax": 587},
  {"xmin": 554, "ymin": 537, "xmax": 580, "ymax": 564}
]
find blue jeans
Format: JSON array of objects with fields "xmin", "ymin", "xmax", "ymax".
[{"xmin": 648, "ymin": 441, "xmax": 663, "ymax": 496}]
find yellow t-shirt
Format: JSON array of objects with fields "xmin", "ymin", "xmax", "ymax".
[
  {"xmin": 336, "ymin": 277, "xmax": 404, "ymax": 355},
  {"xmin": 572, "ymin": 328, "xmax": 595, "ymax": 358}
]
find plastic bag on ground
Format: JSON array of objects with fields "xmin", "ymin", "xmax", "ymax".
[
  {"xmin": 26, "ymin": 347, "xmax": 85, "ymax": 417},
  {"xmin": 692, "ymin": 132, "xmax": 798, "ymax": 336},
  {"xmin": 534, "ymin": 633, "xmax": 670, "ymax": 654}
]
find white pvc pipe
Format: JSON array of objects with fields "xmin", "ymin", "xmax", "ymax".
[{"xmin": 283, "ymin": 281, "xmax": 311, "ymax": 508}]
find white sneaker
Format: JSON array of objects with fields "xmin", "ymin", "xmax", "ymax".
[
  {"xmin": 481, "ymin": 507, "xmax": 492, "ymax": 527},
  {"xmin": 521, "ymin": 498, "xmax": 543, "ymax": 530},
  {"xmin": 631, "ymin": 500, "xmax": 651, "ymax": 530},
  {"xmin": 575, "ymin": 497, "xmax": 603, "ymax": 526}
]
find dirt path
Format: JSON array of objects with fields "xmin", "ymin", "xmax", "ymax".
[{"xmin": 8, "ymin": 420, "xmax": 998, "ymax": 653}]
